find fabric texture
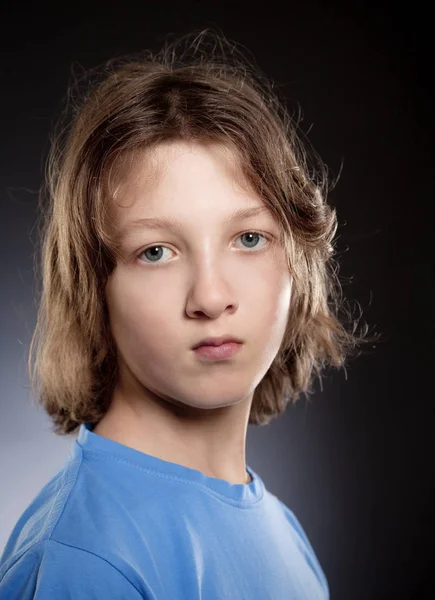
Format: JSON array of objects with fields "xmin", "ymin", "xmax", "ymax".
[{"xmin": 0, "ymin": 422, "xmax": 329, "ymax": 599}]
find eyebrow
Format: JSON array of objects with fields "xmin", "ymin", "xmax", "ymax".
[{"xmin": 117, "ymin": 206, "xmax": 270, "ymax": 239}]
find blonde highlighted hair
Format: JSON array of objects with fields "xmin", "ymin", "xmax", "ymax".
[{"xmin": 29, "ymin": 29, "xmax": 373, "ymax": 435}]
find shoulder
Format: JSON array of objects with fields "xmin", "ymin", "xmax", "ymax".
[
  {"xmin": 0, "ymin": 539, "xmax": 144, "ymax": 599},
  {"xmin": 270, "ymin": 495, "xmax": 330, "ymax": 598},
  {"xmin": 272, "ymin": 495, "xmax": 314, "ymax": 548}
]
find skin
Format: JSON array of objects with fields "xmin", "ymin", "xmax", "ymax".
[{"xmin": 93, "ymin": 140, "xmax": 292, "ymax": 485}]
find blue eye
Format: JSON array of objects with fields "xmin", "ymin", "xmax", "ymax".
[
  {"xmin": 138, "ymin": 231, "xmax": 270, "ymax": 264},
  {"xmin": 239, "ymin": 231, "xmax": 264, "ymax": 249}
]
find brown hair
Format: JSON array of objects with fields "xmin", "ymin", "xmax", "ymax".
[{"xmin": 29, "ymin": 29, "xmax": 374, "ymax": 435}]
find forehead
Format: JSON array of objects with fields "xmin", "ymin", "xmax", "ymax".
[{"xmin": 106, "ymin": 140, "xmax": 256, "ymax": 209}]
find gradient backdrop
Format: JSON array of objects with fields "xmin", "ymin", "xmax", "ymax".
[{"xmin": 1, "ymin": 2, "xmax": 433, "ymax": 599}]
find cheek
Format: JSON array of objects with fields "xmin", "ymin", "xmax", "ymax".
[
  {"xmin": 251, "ymin": 272, "xmax": 292, "ymax": 368},
  {"xmin": 249, "ymin": 251, "xmax": 292, "ymax": 311},
  {"xmin": 256, "ymin": 270, "xmax": 292, "ymax": 335},
  {"xmin": 105, "ymin": 271, "xmax": 176, "ymax": 352}
]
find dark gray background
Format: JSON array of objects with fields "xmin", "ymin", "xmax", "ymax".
[{"xmin": 1, "ymin": 1, "xmax": 433, "ymax": 598}]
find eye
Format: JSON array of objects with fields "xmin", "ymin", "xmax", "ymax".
[
  {"xmin": 137, "ymin": 231, "xmax": 271, "ymax": 265},
  {"xmin": 236, "ymin": 231, "xmax": 269, "ymax": 250}
]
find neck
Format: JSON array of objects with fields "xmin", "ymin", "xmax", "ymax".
[{"xmin": 93, "ymin": 369, "xmax": 253, "ymax": 485}]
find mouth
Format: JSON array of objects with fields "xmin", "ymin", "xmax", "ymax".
[
  {"xmin": 193, "ymin": 341, "xmax": 242, "ymax": 360},
  {"xmin": 192, "ymin": 335, "xmax": 243, "ymax": 350}
]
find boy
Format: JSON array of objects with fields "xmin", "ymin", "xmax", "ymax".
[{"xmin": 0, "ymin": 29, "xmax": 367, "ymax": 598}]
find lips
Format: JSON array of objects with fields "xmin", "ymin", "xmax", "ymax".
[{"xmin": 192, "ymin": 335, "xmax": 243, "ymax": 350}]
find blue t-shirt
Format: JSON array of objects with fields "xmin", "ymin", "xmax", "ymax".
[{"xmin": 0, "ymin": 422, "xmax": 329, "ymax": 599}]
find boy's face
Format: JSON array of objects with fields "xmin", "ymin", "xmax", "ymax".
[{"xmin": 105, "ymin": 140, "xmax": 292, "ymax": 412}]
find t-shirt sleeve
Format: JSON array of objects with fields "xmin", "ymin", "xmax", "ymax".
[{"xmin": 0, "ymin": 539, "xmax": 144, "ymax": 600}]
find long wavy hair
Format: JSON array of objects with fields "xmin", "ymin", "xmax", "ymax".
[{"xmin": 29, "ymin": 29, "xmax": 373, "ymax": 435}]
